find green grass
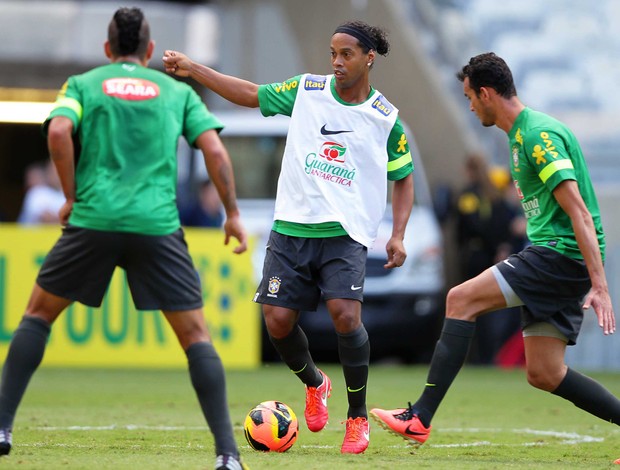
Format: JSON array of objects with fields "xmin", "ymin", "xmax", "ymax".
[{"xmin": 5, "ymin": 364, "xmax": 620, "ymax": 469}]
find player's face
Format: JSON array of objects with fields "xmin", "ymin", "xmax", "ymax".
[
  {"xmin": 330, "ymin": 33, "xmax": 370, "ymax": 89},
  {"xmin": 463, "ymin": 77, "xmax": 496, "ymax": 127}
]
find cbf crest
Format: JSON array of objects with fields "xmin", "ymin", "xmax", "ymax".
[
  {"xmin": 512, "ymin": 146, "xmax": 520, "ymax": 170},
  {"xmin": 268, "ymin": 276, "xmax": 282, "ymax": 298}
]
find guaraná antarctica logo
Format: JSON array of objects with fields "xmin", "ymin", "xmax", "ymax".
[{"xmin": 304, "ymin": 140, "xmax": 356, "ymax": 187}]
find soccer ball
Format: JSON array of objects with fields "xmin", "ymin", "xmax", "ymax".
[{"xmin": 243, "ymin": 400, "xmax": 298, "ymax": 452}]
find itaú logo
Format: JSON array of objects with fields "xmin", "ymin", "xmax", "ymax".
[{"xmin": 103, "ymin": 78, "xmax": 160, "ymax": 100}]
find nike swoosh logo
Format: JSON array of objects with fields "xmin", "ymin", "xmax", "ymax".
[
  {"xmin": 503, "ymin": 260, "xmax": 516, "ymax": 269},
  {"xmin": 320, "ymin": 124, "xmax": 353, "ymax": 136},
  {"xmin": 350, "ymin": 285, "xmax": 363, "ymax": 291},
  {"xmin": 404, "ymin": 425, "xmax": 427, "ymax": 436},
  {"xmin": 362, "ymin": 430, "xmax": 370, "ymax": 441},
  {"xmin": 347, "ymin": 385, "xmax": 366, "ymax": 393}
]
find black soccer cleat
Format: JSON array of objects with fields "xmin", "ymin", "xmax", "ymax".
[
  {"xmin": 215, "ymin": 453, "xmax": 249, "ymax": 470},
  {"xmin": 0, "ymin": 428, "xmax": 12, "ymax": 456}
]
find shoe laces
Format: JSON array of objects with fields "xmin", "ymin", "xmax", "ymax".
[
  {"xmin": 343, "ymin": 417, "xmax": 366, "ymax": 441},
  {"xmin": 215, "ymin": 454, "xmax": 243, "ymax": 470},
  {"xmin": 0, "ymin": 429, "xmax": 11, "ymax": 444},
  {"xmin": 306, "ymin": 377, "xmax": 326, "ymax": 414},
  {"xmin": 306, "ymin": 386, "xmax": 322, "ymax": 414},
  {"xmin": 394, "ymin": 402, "xmax": 416, "ymax": 421}
]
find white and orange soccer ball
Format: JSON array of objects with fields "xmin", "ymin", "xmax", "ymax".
[{"xmin": 243, "ymin": 400, "xmax": 298, "ymax": 452}]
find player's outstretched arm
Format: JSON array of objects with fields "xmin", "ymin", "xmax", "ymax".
[
  {"xmin": 195, "ymin": 130, "xmax": 248, "ymax": 254},
  {"xmin": 163, "ymin": 50, "xmax": 260, "ymax": 108},
  {"xmin": 553, "ymin": 180, "xmax": 615, "ymax": 335}
]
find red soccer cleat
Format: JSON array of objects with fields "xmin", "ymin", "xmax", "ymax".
[
  {"xmin": 341, "ymin": 417, "xmax": 370, "ymax": 454},
  {"xmin": 370, "ymin": 403, "xmax": 431, "ymax": 446},
  {"xmin": 304, "ymin": 369, "xmax": 332, "ymax": 432}
]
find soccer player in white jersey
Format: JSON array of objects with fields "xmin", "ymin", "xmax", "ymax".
[{"xmin": 163, "ymin": 20, "xmax": 415, "ymax": 454}]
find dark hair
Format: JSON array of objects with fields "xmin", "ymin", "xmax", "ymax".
[
  {"xmin": 108, "ymin": 7, "xmax": 150, "ymax": 58},
  {"xmin": 334, "ymin": 20, "xmax": 390, "ymax": 56},
  {"xmin": 456, "ymin": 52, "xmax": 516, "ymax": 98}
]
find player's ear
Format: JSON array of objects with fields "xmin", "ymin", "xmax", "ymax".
[
  {"xmin": 367, "ymin": 50, "xmax": 375, "ymax": 64},
  {"xmin": 104, "ymin": 41, "xmax": 113, "ymax": 60},
  {"xmin": 479, "ymin": 86, "xmax": 491, "ymax": 101},
  {"xmin": 145, "ymin": 40, "xmax": 155, "ymax": 61}
]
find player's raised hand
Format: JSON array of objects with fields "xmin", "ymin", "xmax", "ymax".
[
  {"xmin": 162, "ymin": 50, "xmax": 192, "ymax": 77},
  {"xmin": 223, "ymin": 214, "xmax": 248, "ymax": 255}
]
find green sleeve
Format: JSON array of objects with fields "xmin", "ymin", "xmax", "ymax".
[
  {"xmin": 42, "ymin": 77, "xmax": 82, "ymax": 136},
  {"xmin": 387, "ymin": 116, "xmax": 414, "ymax": 181},
  {"xmin": 257, "ymin": 74, "xmax": 304, "ymax": 117},
  {"xmin": 183, "ymin": 86, "xmax": 224, "ymax": 147},
  {"xmin": 523, "ymin": 128, "xmax": 575, "ymax": 191}
]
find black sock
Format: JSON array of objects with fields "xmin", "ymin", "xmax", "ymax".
[
  {"xmin": 269, "ymin": 325, "xmax": 322, "ymax": 387},
  {"xmin": 413, "ymin": 318, "xmax": 475, "ymax": 427},
  {"xmin": 0, "ymin": 316, "xmax": 50, "ymax": 429},
  {"xmin": 552, "ymin": 367, "xmax": 620, "ymax": 425},
  {"xmin": 338, "ymin": 325, "xmax": 370, "ymax": 419},
  {"xmin": 186, "ymin": 341, "xmax": 238, "ymax": 457}
]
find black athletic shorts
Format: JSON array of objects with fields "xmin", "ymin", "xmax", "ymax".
[
  {"xmin": 496, "ymin": 245, "xmax": 591, "ymax": 345},
  {"xmin": 253, "ymin": 231, "xmax": 367, "ymax": 311},
  {"xmin": 37, "ymin": 225, "xmax": 203, "ymax": 311}
]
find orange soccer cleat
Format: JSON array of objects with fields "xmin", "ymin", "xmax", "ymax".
[
  {"xmin": 341, "ymin": 417, "xmax": 370, "ymax": 454},
  {"xmin": 370, "ymin": 403, "xmax": 431, "ymax": 446},
  {"xmin": 304, "ymin": 369, "xmax": 332, "ymax": 432}
]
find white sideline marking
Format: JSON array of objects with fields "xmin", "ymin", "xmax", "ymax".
[
  {"xmin": 31, "ymin": 425, "xmax": 605, "ymax": 449},
  {"xmin": 35, "ymin": 425, "xmax": 207, "ymax": 431},
  {"xmin": 431, "ymin": 427, "xmax": 603, "ymax": 447}
]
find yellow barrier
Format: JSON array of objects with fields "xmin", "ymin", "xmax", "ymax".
[{"xmin": 0, "ymin": 224, "xmax": 260, "ymax": 369}]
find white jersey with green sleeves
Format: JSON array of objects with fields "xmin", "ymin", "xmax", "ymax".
[
  {"xmin": 508, "ymin": 107, "xmax": 605, "ymax": 260},
  {"xmin": 257, "ymin": 74, "xmax": 414, "ymax": 246},
  {"xmin": 43, "ymin": 62, "xmax": 222, "ymax": 235}
]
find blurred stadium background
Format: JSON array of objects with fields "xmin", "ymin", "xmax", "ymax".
[{"xmin": 0, "ymin": 0, "xmax": 619, "ymax": 370}]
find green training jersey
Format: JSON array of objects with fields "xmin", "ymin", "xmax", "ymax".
[
  {"xmin": 258, "ymin": 74, "xmax": 413, "ymax": 240},
  {"xmin": 44, "ymin": 62, "xmax": 222, "ymax": 235},
  {"xmin": 508, "ymin": 107, "xmax": 605, "ymax": 260}
]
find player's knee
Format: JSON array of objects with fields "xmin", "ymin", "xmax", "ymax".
[
  {"xmin": 445, "ymin": 286, "xmax": 476, "ymax": 321},
  {"xmin": 526, "ymin": 369, "xmax": 557, "ymax": 392},
  {"xmin": 327, "ymin": 300, "xmax": 361, "ymax": 333},
  {"xmin": 332, "ymin": 314, "xmax": 360, "ymax": 334},
  {"xmin": 263, "ymin": 313, "xmax": 295, "ymax": 339}
]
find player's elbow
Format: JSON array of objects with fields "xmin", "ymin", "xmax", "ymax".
[{"xmin": 47, "ymin": 118, "xmax": 73, "ymax": 150}]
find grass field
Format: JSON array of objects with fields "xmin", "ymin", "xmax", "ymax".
[{"xmin": 3, "ymin": 363, "xmax": 620, "ymax": 469}]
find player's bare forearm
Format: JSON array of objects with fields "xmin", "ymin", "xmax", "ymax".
[
  {"xmin": 554, "ymin": 180, "xmax": 615, "ymax": 334},
  {"xmin": 196, "ymin": 131, "xmax": 240, "ymax": 217},
  {"xmin": 211, "ymin": 166, "xmax": 239, "ymax": 218},
  {"xmin": 47, "ymin": 117, "xmax": 76, "ymax": 202},
  {"xmin": 384, "ymin": 174, "xmax": 414, "ymax": 269},
  {"xmin": 163, "ymin": 50, "xmax": 259, "ymax": 108},
  {"xmin": 209, "ymin": 161, "xmax": 247, "ymax": 254},
  {"xmin": 191, "ymin": 65, "xmax": 259, "ymax": 108},
  {"xmin": 391, "ymin": 174, "xmax": 414, "ymax": 240}
]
